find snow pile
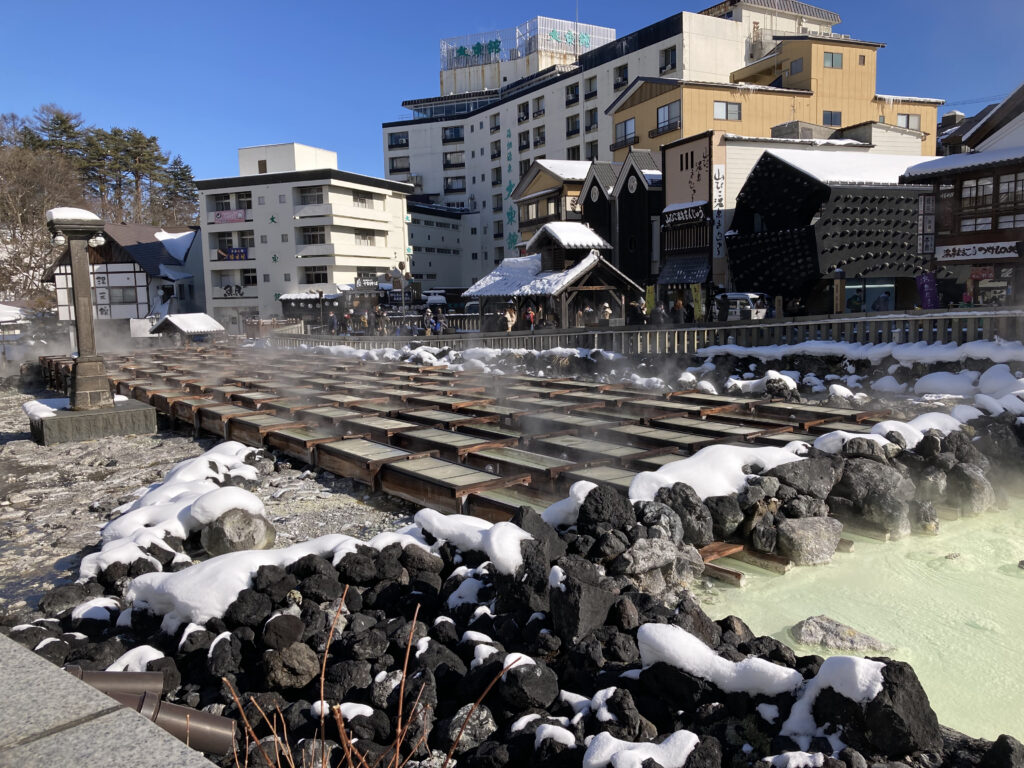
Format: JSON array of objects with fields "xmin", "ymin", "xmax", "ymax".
[
  {"xmin": 415, "ymin": 509, "xmax": 533, "ymax": 575},
  {"xmin": 637, "ymin": 624, "xmax": 803, "ymax": 696},
  {"xmin": 781, "ymin": 656, "xmax": 885, "ymax": 748},
  {"xmin": 541, "ymin": 481, "xmax": 597, "ymax": 527},
  {"xmin": 106, "ymin": 644, "xmax": 164, "ymax": 673},
  {"xmin": 629, "ymin": 444, "xmax": 806, "ymax": 502},
  {"xmin": 914, "ymin": 370, "xmax": 979, "ymax": 396},
  {"xmin": 583, "ymin": 729, "xmax": 699, "ymax": 768},
  {"xmin": 870, "ymin": 376, "xmax": 906, "ymax": 394},
  {"xmin": 726, "ymin": 370, "xmax": 797, "ymax": 395},
  {"xmin": 761, "ymin": 753, "xmax": 826, "ymax": 768}
]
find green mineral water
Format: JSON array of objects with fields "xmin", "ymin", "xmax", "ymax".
[{"xmin": 697, "ymin": 508, "xmax": 1024, "ymax": 740}]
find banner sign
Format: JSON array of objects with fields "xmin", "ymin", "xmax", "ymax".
[
  {"xmin": 915, "ymin": 273, "xmax": 941, "ymax": 309},
  {"xmin": 213, "ymin": 209, "xmax": 246, "ymax": 224},
  {"xmin": 935, "ymin": 241, "xmax": 1019, "ymax": 262}
]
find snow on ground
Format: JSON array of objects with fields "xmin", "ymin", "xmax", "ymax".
[{"xmin": 697, "ymin": 338, "xmax": 1024, "ymax": 366}]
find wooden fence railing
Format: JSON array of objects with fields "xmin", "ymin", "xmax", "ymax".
[{"xmin": 269, "ymin": 309, "xmax": 1024, "ymax": 355}]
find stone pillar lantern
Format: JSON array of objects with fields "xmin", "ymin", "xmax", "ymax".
[{"xmin": 45, "ymin": 207, "xmax": 113, "ymax": 410}]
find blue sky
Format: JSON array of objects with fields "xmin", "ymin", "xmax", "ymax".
[{"xmin": 1, "ymin": 1, "xmax": 1020, "ymax": 180}]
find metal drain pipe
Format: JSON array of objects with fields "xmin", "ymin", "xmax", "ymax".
[
  {"xmin": 109, "ymin": 691, "xmax": 236, "ymax": 755},
  {"xmin": 65, "ymin": 665, "xmax": 164, "ymax": 696}
]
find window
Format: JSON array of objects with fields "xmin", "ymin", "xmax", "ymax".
[
  {"xmin": 470, "ymin": 227, "xmax": 477, "ymax": 235},
  {"xmin": 897, "ymin": 113, "xmax": 921, "ymax": 131},
  {"xmin": 533, "ymin": 126, "xmax": 545, "ymax": 147},
  {"xmin": 213, "ymin": 194, "xmax": 231, "ymax": 211},
  {"xmin": 215, "ymin": 232, "xmax": 233, "ymax": 250},
  {"xmin": 713, "ymin": 101, "xmax": 741, "ymax": 121},
  {"xmin": 278, "ymin": 194, "xmax": 287, "ymax": 204},
  {"xmin": 236, "ymin": 191, "xmax": 252, "ymax": 210},
  {"xmin": 492, "ymin": 193, "xmax": 503, "ymax": 211},
  {"xmin": 659, "ymin": 46, "xmax": 676, "ymax": 73},
  {"xmin": 566, "ymin": 145, "xmax": 581, "ymax": 161},
  {"xmin": 444, "ymin": 176, "xmax": 466, "ymax": 193},
  {"xmin": 518, "ymin": 102, "xmax": 529, "ymax": 123},
  {"xmin": 533, "ymin": 96, "xmax": 545, "ymax": 117},
  {"xmin": 977, "ymin": 177, "xmax": 993, "ymax": 206},
  {"xmin": 656, "ymin": 100, "xmax": 681, "ymax": 131},
  {"xmin": 824, "ymin": 51, "xmax": 843, "ymax": 68},
  {"xmin": 257, "ymin": 196, "xmax": 265, "ymax": 205},
  {"xmin": 586, "ymin": 141, "xmax": 598, "ymax": 161},
  {"xmin": 102, "ymin": 286, "xmax": 137, "ymax": 304},
  {"xmin": 388, "ymin": 131, "xmax": 409, "ymax": 149},
  {"xmin": 566, "ymin": 114, "xmax": 580, "ymax": 137},
  {"xmin": 241, "ymin": 268, "xmax": 257, "ymax": 286},
  {"xmin": 302, "ymin": 265, "xmax": 329, "ymax": 284},
  {"xmin": 789, "ymin": 57, "xmax": 803, "ymax": 76},
  {"xmin": 260, "ymin": 234, "xmax": 268, "ymax": 244},
  {"xmin": 960, "ymin": 217, "xmax": 992, "ymax": 232},
  {"xmin": 614, "ymin": 64, "xmax": 628, "ymax": 88},
  {"xmin": 262, "ymin": 273, "xmax": 270, "ymax": 283},
  {"xmin": 355, "ymin": 229, "xmax": 375, "ymax": 246},
  {"xmin": 443, "ymin": 150, "xmax": 465, "ymax": 168},
  {"xmin": 566, "ymin": 83, "xmax": 579, "ymax": 105},
  {"xmin": 961, "ymin": 179, "xmax": 977, "ymax": 208},
  {"xmin": 281, "ymin": 233, "xmax": 289, "ymax": 243},
  {"xmin": 389, "ymin": 156, "xmax": 410, "ymax": 173},
  {"xmin": 858, "ymin": 54, "xmax": 866, "ymax": 65},
  {"xmin": 441, "ymin": 126, "xmax": 464, "ymax": 143},
  {"xmin": 612, "ymin": 118, "xmax": 636, "ymax": 150},
  {"xmin": 822, "ymin": 110, "xmax": 843, "ymax": 126},
  {"xmin": 299, "ymin": 226, "xmax": 325, "ymax": 245},
  {"xmin": 490, "ymin": 114, "xmax": 500, "ymax": 133},
  {"xmin": 998, "ymin": 173, "xmax": 1024, "ymax": 203},
  {"xmin": 586, "ymin": 108, "xmax": 598, "ymax": 132},
  {"xmin": 490, "ymin": 140, "xmax": 501, "ymax": 159},
  {"xmin": 584, "ymin": 76, "xmax": 597, "ymax": 99},
  {"xmin": 257, "ymin": 159, "xmax": 267, "ymax": 174},
  {"xmin": 519, "ymin": 159, "xmax": 531, "ymax": 176},
  {"xmin": 298, "ymin": 186, "xmax": 324, "ymax": 205},
  {"xmin": 491, "ymin": 167, "xmax": 502, "ymax": 186},
  {"xmin": 238, "ymin": 230, "xmax": 255, "ymax": 248},
  {"xmin": 471, "ymin": 253, "xmax": 478, "ymax": 260},
  {"xmin": 284, "ymin": 273, "xmax": 291, "ymax": 282},
  {"xmin": 518, "ymin": 130, "xmax": 530, "ymax": 151},
  {"xmin": 998, "ymin": 214, "xmax": 1024, "ymax": 229}
]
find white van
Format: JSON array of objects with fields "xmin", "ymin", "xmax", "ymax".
[{"xmin": 715, "ymin": 292, "xmax": 769, "ymax": 321}]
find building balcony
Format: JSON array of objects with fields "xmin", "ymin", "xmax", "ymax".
[
  {"xmin": 442, "ymin": 160, "xmax": 466, "ymax": 169},
  {"xmin": 533, "ymin": 137, "xmax": 546, "ymax": 148},
  {"xmin": 388, "ymin": 164, "xmax": 411, "ymax": 174},
  {"xmin": 649, "ymin": 120, "xmax": 680, "ymax": 138},
  {"xmin": 566, "ymin": 127, "xmax": 580, "ymax": 138},
  {"xmin": 388, "ymin": 138, "xmax": 409, "ymax": 150},
  {"xmin": 293, "ymin": 202, "xmax": 331, "ymax": 219},
  {"xmin": 441, "ymin": 134, "xmax": 464, "ymax": 144},
  {"xmin": 493, "ymin": 231, "xmax": 504, "ymax": 240},
  {"xmin": 585, "ymin": 122, "xmax": 598, "ymax": 133},
  {"xmin": 490, "ymin": 150, "xmax": 501, "ymax": 160},
  {"xmin": 518, "ymin": 141, "xmax": 530, "ymax": 152},
  {"xmin": 295, "ymin": 243, "xmax": 335, "ymax": 258},
  {"xmin": 518, "ymin": 113, "xmax": 529, "ymax": 124},
  {"xmin": 584, "ymin": 90, "xmax": 597, "ymax": 100},
  {"xmin": 490, "ymin": 123, "xmax": 500, "ymax": 133},
  {"xmin": 492, "ymin": 204, "xmax": 503, "ymax": 213},
  {"xmin": 491, "ymin": 178, "xmax": 502, "ymax": 187},
  {"xmin": 533, "ymin": 109, "xmax": 545, "ymax": 118},
  {"xmin": 443, "ymin": 185, "xmax": 467, "ymax": 195},
  {"xmin": 659, "ymin": 62, "xmax": 676, "ymax": 74},
  {"xmin": 610, "ymin": 135, "xmax": 639, "ymax": 152},
  {"xmin": 565, "ymin": 94, "xmax": 579, "ymax": 107},
  {"xmin": 613, "ymin": 78, "xmax": 628, "ymax": 90}
]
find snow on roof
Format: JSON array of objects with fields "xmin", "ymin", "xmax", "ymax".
[
  {"xmin": 525, "ymin": 222, "xmax": 611, "ymax": 252},
  {"xmin": 462, "ymin": 252, "xmax": 601, "ymax": 297},
  {"xmin": 767, "ymin": 149, "xmax": 926, "ymax": 185},
  {"xmin": 902, "ymin": 146, "xmax": 1024, "ymax": 179},
  {"xmin": 535, "ymin": 159, "xmax": 592, "ymax": 181},
  {"xmin": 875, "ymin": 93, "xmax": 945, "ymax": 105},
  {"xmin": 664, "ymin": 200, "xmax": 707, "ymax": 214},
  {"xmin": 723, "ymin": 133, "xmax": 868, "ymax": 147},
  {"xmin": 153, "ymin": 230, "xmax": 195, "ymax": 263},
  {"xmin": 516, "ymin": 186, "xmax": 562, "ymax": 203},
  {"xmin": 0, "ymin": 303, "xmax": 29, "ymax": 323},
  {"xmin": 157, "ymin": 264, "xmax": 193, "ymax": 282},
  {"xmin": 149, "ymin": 313, "xmax": 225, "ymax": 335},
  {"xmin": 45, "ymin": 207, "xmax": 100, "ymax": 223},
  {"xmin": 642, "ymin": 170, "xmax": 663, "ymax": 184}
]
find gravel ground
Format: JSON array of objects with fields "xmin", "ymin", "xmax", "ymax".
[{"xmin": 0, "ymin": 383, "xmax": 416, "ymax": 616}]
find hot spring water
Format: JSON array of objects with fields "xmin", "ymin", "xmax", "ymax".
[{"xmin": 697, "ymin": 505, "xmax": 1024, "ymax": 740}]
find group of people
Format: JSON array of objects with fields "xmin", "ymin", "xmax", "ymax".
[
  {"xmin": 422, "ymin": 307, "xmax": 448, "ymax": 336},
  {"xmin": 326, "ymin": 309, "xmax": 372, "ymax": 335},
  {"xmin": 845, "ymin": 289, "xmax": 891, "ymax": 313}
]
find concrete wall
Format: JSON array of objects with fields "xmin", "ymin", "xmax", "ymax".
[
  {"xmin": 238, "ymin": 143, "xmax": 338, "ymax": 175},
  {"xmin": 977, "ymin": 111, "xmax": 1024, "ymax": 151}
]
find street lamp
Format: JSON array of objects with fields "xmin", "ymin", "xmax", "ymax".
[{"xmin": 45, "ymin": 207, "xmax": 111, "ymax": 410}]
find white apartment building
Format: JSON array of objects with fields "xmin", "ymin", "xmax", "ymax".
[
  {"xmin": 407, "ymin": 201, "xmax": 475, "ymax": 290},
  {"xmin": 197, "ymin": 143, "xmax": 412, "ymax": 330},
  {"xmin": 382, "ymin": 1, "xmax": 841, "ymax": 286}
]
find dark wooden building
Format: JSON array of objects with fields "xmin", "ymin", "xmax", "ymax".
[
  {"xmin": 610, "ymin": 149, "xmax": 663, "ymax": 288},
  {"xmin": 726, "ymin": 149, "xmax": 929, "ymax": 312}
]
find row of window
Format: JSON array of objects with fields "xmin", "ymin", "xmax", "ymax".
[
  {"xmin": 961, "ymin": 214, "xmax": 1024, "ymax": 232},
  {"xmin": 214, "ymin": 227, "xmax": 379, "ymax": 248},
  {"xmin": 211, "ymin": 187, "xmax": 374, "ymax": 211},
  {"xmin": 961, "ymin": 173, "xmax": 1024, "ymax": 209},
  {"xmin": 410, "ymin": 218, "xmax": 459, "ymax": 229}
]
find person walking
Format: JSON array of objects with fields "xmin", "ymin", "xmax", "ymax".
[
  {"xmin": 651, "ymin": 303, "xmax": 668, "ymax": 326},
  {"xmin": 871, "ymin": 291, "xmax": 891, "ymax": 312},
  {"xmin": 683, "ymin": 301, "xmax": 695, "ymax": 324},
  {"xmin": 599, "ymin": 302, "xmax": 613, "ymax": 321},
  {"xmin": 504, "ymin": 304, "xmax": 517, "ymax": 333},
  {"xmin": 422, "ymin": 308, "xmax": 433, "ymax": 336},
  {"xmin": 846, "ymin": 289, "xmax": 864, "ymax": 313},
  {"xmin": 525, "ymin": 305, "xmax": 536, "ymax": 331},
  {"xmin": 327, "ymin": 311, "xmax": 339, "ymax": 335}
]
